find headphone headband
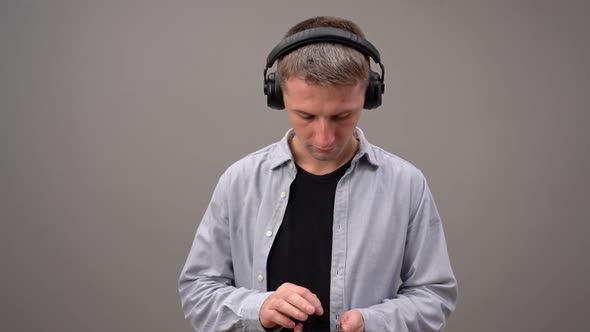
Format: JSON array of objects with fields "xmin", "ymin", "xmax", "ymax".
[
  {"xmin": 266, "ymin": 27, "xmax": 381, "ymax": 68},
  {"xmin": 263, "ymin": 26, "xmax": 385, "ymax": 110}
]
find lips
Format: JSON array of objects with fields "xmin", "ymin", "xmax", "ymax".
[{"xmin": 315, "ymin": 146, "xmax": 335, "ymax": 153}]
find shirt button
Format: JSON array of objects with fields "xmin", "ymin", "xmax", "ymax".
[
  {"xmin": 280, "ymin": 191, "xmax": 286, "ymax": 198},
  {"xmin": 257, "ymin": 274, "xmax": 264, "ymax": 282},
  {"xmin": 266, "ymin": 230, "xmax": 272, "ymax": 237}
]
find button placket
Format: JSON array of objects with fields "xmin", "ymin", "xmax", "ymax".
[{"xmin": 331, "ymin": 172, "xmax": 348, "ymax": 324}]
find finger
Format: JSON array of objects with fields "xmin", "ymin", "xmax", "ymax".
[
  {"xmin": 267, "ymin": 310, "xmax": 297, "ymax": 330},
  {"xmin": 274, "ymin": 299, "xmax": 309, "ymax": 322},
  {"xmin": 340, "ymin": 312, "xmax": 354, "ymax": 331},
  {"xmin": 297, "ymin": 289, "xmax": 324, "ymax": 315},
  {"xmin": 339, "ymin": 310, "xmax": 363, "ymax": 332},
  {"xmin": 294, "ymin": 322, "xmax": 304, "ymax": 332},
  {"xmin": 277, "ymin": 283, "xmax": 324, "ymax": 315},
  {"xmin": 340, "ymin": 313, "xmax": 349, "ymax": 331},
  {"xmin": 286, "ymin": 291, "xmax": 322, "ymax": 316}
]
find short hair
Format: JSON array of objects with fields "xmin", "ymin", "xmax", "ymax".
[{"xmin": 277, "ymin": 16, "xmax": 371, "ymax": 90}]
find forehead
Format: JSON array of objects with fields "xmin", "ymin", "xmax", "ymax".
[{"xmin": 283, "ymin": 77, "xmax": 365, "ymax": 113}]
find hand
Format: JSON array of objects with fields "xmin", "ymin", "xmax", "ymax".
[
  {"xmin": 339, "ymin": 309, "xmax": 365, "ymax": 332},
  {"xmin": 259, "ymin": 282, "xmax": 324, "ymax": 330}
]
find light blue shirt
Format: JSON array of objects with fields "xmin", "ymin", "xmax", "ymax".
[{"xmin": 178, "ymin": 128, "xmax": 457, "ymax": 331}]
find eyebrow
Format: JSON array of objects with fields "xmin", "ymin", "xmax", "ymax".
[{"xmin": 293, "ymin": 109, "xmax": 355, "ymax": 116}]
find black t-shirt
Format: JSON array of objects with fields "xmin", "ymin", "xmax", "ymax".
[{"xmin": 267, "ymin": 159, "xmax": 351, "ymax": 331}]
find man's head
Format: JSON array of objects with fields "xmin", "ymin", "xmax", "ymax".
[{"xmin": 272, "ymin": 16, "xmax": 374, "ymax": 169}]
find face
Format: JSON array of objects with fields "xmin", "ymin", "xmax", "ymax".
[{"xmin": 283, "ymin": 77, "xmax": 365, "ymax": 163}]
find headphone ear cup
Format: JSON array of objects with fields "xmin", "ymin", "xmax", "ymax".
[
  {"xmin": 364, "ymin": 70, "xmax": 384, "ymax": 109},
  {"xmin": 265, "ymin": 72, "xmax": 285, "ymax": 110}
]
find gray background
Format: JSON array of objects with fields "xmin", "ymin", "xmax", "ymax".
[{"xmin": 2, "ymin": 0, "xmax": 588, "ymax": 331}]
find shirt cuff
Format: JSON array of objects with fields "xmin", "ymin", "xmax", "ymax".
[{"xmin": 239, "ymin": 291, "xmax": 275, "ymax": 331}]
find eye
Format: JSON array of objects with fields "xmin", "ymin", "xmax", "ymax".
[
  {"xmin": 334, "ymin": 113, "xmax": 352, "ymax": 120},
  {"xmin": 297, "ymin": 112, "xmax": 314, "ymax": 120}
]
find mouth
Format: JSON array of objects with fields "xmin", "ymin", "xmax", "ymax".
[{"xmin": 315, "ymin": 146, "xmax": 335, "ymax": 153}]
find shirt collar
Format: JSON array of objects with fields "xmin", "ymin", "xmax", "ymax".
[
  {"xmin": 353, "ymin": 127, "xmax": 380, "ymax": 167},
  {"xmin": 270, "ymin": 127, "xmax": 381, "ymax": 170}
]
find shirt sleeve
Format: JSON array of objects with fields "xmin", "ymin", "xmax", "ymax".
[
  {"xmin": 177, "ymin": 171, "xmax": 272, "ymax": 332},
  {"xmin": 357, "ymin": 175, "xmax": 458, "ymax": 332}
]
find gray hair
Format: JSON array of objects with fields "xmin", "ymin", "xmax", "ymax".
[{"xmin": 276, "ymin": 17, "xmax": 371, "ymax": 90}]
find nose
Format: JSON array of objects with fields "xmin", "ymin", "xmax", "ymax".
[{"xmin": 315, "ymin": 118, "xmax": 335, "ymax": 148}]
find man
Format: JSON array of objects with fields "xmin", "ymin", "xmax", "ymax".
[{"xmin": 178, "ymin": 16, "xmax": 457, "ymax": 332}]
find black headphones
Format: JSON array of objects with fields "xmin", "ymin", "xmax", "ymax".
[{"xmin": 263, "ymin": 27, "xmax": 385, "ymax": 110}]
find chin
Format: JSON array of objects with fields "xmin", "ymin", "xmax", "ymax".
[{"xmin": 309, "ymin": 150, "xmax": 341, "ymax": 161}]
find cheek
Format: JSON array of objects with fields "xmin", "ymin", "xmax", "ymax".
[
  {"xmin": 335, "ymin": 121, "xmax": 357, "ymax": 137},
  {"xmin": 292, "ymin": 122, "xmax": 313, "ymax": 139},
  {"xmin": 297, "ymin": 122, "xmax": 313, "ymax": 133}
]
